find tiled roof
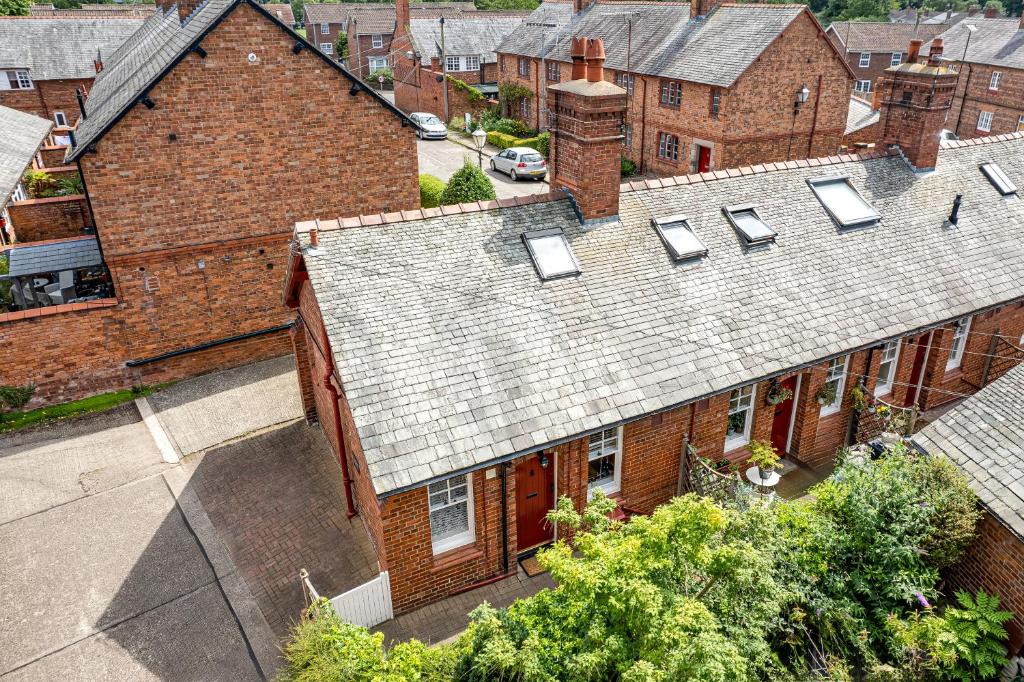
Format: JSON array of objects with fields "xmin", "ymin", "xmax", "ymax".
[
  {"xmin": 0, "ymin": 17, "xmax": 144, "ymax": 79},
  {"xmin": 297, "ymin": 134, "xmax": 1024, "ymax": 496},
  {"xmin": 261, "ymin": 3, "xmax": 294, "ymax": 23},
  {"xmin": 0, "ymin": 105, "xmax": 52, "ymax": 211},
  {"xmin": 30, "ymin": 5, "xmax": 155, "ymax": 17},
  {"xmin": 845, "ymin": 96, "xmax": 879, "ymax": 135},
  {"xmin": 499, "ymin": 1, "xmax": 815, "ymax": 88},
  {"xmin": 825, "ymin": 21, "xmax": 946, "ymax": 53},
  {"xmin": 914, "ymin": 363, "xmax": 1024, "ymax": 540},
  {"xmin": 302, "ymin": 2, "xmax": 474, "ymax": 29},
  {"xmin": 410, "ymin": 14, "xmax": 530, "ymax": 63},
  {"xmin": 3, "ymin": 236, "xmax": 102, "ymax": 278},
  {"xmin": 925, "ymin": 18, "xmax": 1024, "ymax": 71},
  {"xmin": 67, "ymin": 0, "xmax": 407, "ymax": 161}
]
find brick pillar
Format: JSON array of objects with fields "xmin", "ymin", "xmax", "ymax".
[
  {"xmin": 178, "ymin": 0, "xmax": 203, "ymax": 23},
  {"xmin": 290, "ymin": 321, "xmax": 318, "ymax": 423}
]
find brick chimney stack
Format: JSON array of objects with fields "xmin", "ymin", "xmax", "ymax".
[
  {"xmin": 395, "ymin": 0, "xmax": 410, "ymax": 38},
  {"xmin": 983, "ymin": 4, "xmax": 998, "ymax": 17},
  {"xmin": 907, "ymin": 38, "xmax": 923, "ymax": 63},
  {"xmin": 690, "ymin": 0, "xmax": 720, "ymax": 20},
  {"xmin": 875, "ymin": 39, "xmax": 958, "ymax": 171},
  {"xmin": 178, "ymin": 0, "xmax": 203, "ymax": 23},
  {"xmin": 548, "ymin": 38, "xmax": 627, "ymax": 224}
]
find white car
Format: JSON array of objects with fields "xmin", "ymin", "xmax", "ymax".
[
  {"xmin": 410, "ymin": 112, "xmax": 448, "ymax": 140},
  {"xmin": 490, "ymin": 146, "xmax": 547, "ymax": 181}
]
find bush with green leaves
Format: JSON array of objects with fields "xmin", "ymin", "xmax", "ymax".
[
  {"xmin": 0, "ymin": 382, "xmax": 35, "ymax": 421},
  {"xmin": 485, "ymin": 131, "xmax": 519, "ymax": 149},
  {"xmin": 490, "ymin": 117, "xmax": 532, "ymax": 137},
  {"xmin": 366, "ymin": 67, "xmax": 393, "ymax": 86},
  {"xmin": 517, "ymin": 131, "xmax": 549, "ymax": 157},
  {"xmin": 419, "ymin": 173, "xmax": 445, "ymax": 209},
  {"xmin": 0, "ymin": 0, "xmax": 31, "ymax": 16},
  {"xmin": 438, "ymin": 160, "xmax": 496, "ymax": 205},
  {"xmin": 621, "ymin": 156, "xmax": 638, "ymax": 177}
]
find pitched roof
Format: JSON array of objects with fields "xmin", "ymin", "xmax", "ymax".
[
  {"xmin": 67, "ymin": 0, "xmax": 408, "ymax": 161},
  {"xmin": 0, "ymin": 17, "xmax": 144, "ymax": 80},
  {"xmin": 296, "ymin": 134, "xmax": 1024, "ymax": 496},
  {"xmin": 3, "ymin": 236, "xmax": 103, "ymax": 278},
  {"xmin": 410, "ymin": 13, "xmax": 530, "ymax": 63},
  {"xmin": 261, "ymin": 3, "xmax": 294, "ymax": 23},
  {"xmin": 845, "ymin": 95, "xmax": 879, "ymax": 135},
  {"xmin": 825, "ymin": 21, "xmax": 946, "ymax": 53},
  {"xmin": 29, "ymin": 5, "xmax": 155, "ymax": 17},
  {"xmin": 914, "ymin": 363, "xmax": 1024, "ymax": 540},
  {"xmin": 925, "ymin": 18, "xmax": 1024, "ymax": 71},
  {"xmin": 302, "ymin": 2, "xmax": 474, "ymax": 29},
  {"xmin": 0, "ymin": 105, "xmax": 52, "ymax": 211},
  {"xmin": 499, "ymin": 1, "xmax": 819, "ymax": 88}
]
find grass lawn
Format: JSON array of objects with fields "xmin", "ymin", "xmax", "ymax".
[{"xmin": 0, "ymin": 385, "xmax": 166, "ymax": 434}]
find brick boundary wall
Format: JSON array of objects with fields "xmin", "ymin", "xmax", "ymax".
[
  {"xmin": 7, "ymin": 195, "xmax": 93, "ymax": 244},
  {"xmin": 38, "ymin": 147, "xmax": 69, "ymax": 168}
]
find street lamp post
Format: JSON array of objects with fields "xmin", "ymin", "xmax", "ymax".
[{"xmin": 472, "ymin": 127, "xmax": 487, "ymax": 169}]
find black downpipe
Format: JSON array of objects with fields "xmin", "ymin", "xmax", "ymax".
[
  {"xmin": 847, "ymin": 346, "xmax": 876, "ymax": 445},
  {"xmin": 125, "ymin": 323, "xmax": 293, "ymax": 367},
  {"xmin": 500, "ymin": 463, "xmax": 509, "ymax": 574}
]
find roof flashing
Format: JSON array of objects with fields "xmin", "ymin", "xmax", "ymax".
[
  {"xmin": 723, "ymin": 204, "xmax": 776, "ymax": 247},
  {"xmin": 807, "ymin": 176, "xmax": 881, "ymax": 229},
  {"xmin": 651, "ymin": 215, "xmax": 708, "ymax": 261},
  {"xmin": 522, "ymin": 228, "xmax": 580, "ymax": 280},
  {"xmin": 980, "ymin": 162, "xmax": 1018, "ymax": 196}
]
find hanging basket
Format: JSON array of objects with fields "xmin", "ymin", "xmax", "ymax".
[{"xmin": 766, "ymin": 382, "xmax": 793, "ymax": 406}]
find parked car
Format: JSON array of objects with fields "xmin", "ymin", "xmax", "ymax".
[
  {"xmin": 490, "ymin": 147, "xmax": 546, "ymax": 181},
  {"xmin": 410, "ymin": 112, "xmax": 448, "ymax": 140}
]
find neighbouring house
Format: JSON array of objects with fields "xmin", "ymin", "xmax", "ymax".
[
  {"xmin": 913, "ymin": 362, "xmax": 1024, "ymax": 664},
  {"xmin": 497, "ymin": 0, "xmax": 855, "ymax": 177},
  {"xmin": 302, "ymin": 1, "xmax": 473, "ymax": 74},
  {"xmin": 842, "ymin": 94, "xmax": 879, "ymax": 147},
  {"xmin": 394, "ymin": 12, "xmax": 531, "ymax": 121},
  {"xmin": 825, "ymin": 21, "xmax": 947, "ymax": 96},
  {"xmin": 283, "ymin": 40, "xmax": 1024, "ymax": 615},
  {"xmin": 0, "ymin": 16, "xmax": 145, "ymax": 127},
  {"xmin": 0, "ymin": 104, "xmax": 51, "ymax": 245},
  {"xmin": 2, "ymin": 0, "xmax": 419, "ymax": 407},
  {"xmin": 922, "ymin": 17, "xmax": 1024, "ymax": 140},
  {"xmin": 891, "ymin": 5, "xmax": 1000, "ymax": 25},
  {"xmin": 29, "ymin": 3, "xmax": 156, "ymax": 16}
]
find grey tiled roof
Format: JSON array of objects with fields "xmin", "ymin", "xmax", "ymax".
[
  {"xmin": 410, "ymin": 14, "xmax": 530, "ymax": 64},
  {"xmin": 825, "ymin": 21, "xmax": 946, "ymax": 53},
  {"xmin": 0, "ymin": 17, "xmax": 144, "ymax": 80},
  {"xmin": 0, "ymin": 105, "xmax": 51, "ymax": 211},
  {"xmin": 914, "ymin": 363, "xmax": 1024, "ymax": 539},
  {"xmin": 498, "ymin": 1, "xmax": 808, "ymax": 87},
  {"xmin": 925, "ymin": 18, "xmax": 1024, "ymax": 71},
  {"xmin": 4, "ymin": 237, "xmax": 102, "ymax": 278},
  {"xmin": 302, "ymin": 2, "xmax": 474, "ymax": 29},
  {"xmin": 845, "ymin": 96, "xmax": 879, "ymax": 135},
  {"xmin": 299, "ymin": 135, "xmax": 1024, "ymax": 496}
]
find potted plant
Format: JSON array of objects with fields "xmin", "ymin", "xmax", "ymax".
[
  {"xmin": 848, "ymin": 383, "xmax": 869, "ymax": 413},
  {"xmin": 747, "ymin": 439, "xmax": 781, "ymax": 483},
  {"xmin": 765, "ymin": 380, "xmax": 793, "ymax": 406},
  {"xmin": 816, "ymin": 382, "xmax": 837, "ymax": 406}
]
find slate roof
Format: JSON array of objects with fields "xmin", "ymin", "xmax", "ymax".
[
  {"xmin": 296, "ymin": 134, "xmax": 1024, "ymax": 497},
  {"xmin": 914, "ymin": 363, "xmax": 1024, "ymax": 540},
  {"xmin": 261, "ymin": 3, "xmax": 294, "ymax": 23},
  {"xmin": 0, "ymin": 105, "xmax": 52, "ymax": 212},
  {"xmin": 302, "ymin": 2, "xmax": 474, "ymax": 30},
  {"xmin": 845, "ymin": 96, "xmax": 879, "ymax": 135},
  {"xmin": 3, "ymin": 236, "xmax": 102, "ymax": 278},
  {"xmin": 498, "ymin": 1, "xmax": 817, "ymax": 88},
  {"xmin": 67, "ymin": 0, "xmax": 407, "ymax": 161},
  {"xmin": 925, "ymin": 18, "xmax": 1024, "ymax": 71},
  {"xmin": 410, "ymin": 14, "xmax": 530, "ymax": 63},
  {"xmin": 825, "ymin": 21, "xmax": 946, "ymax": 53},
  {"xmin": 0, "ymin": 17, "xmax": 144, "ymax": 80}
]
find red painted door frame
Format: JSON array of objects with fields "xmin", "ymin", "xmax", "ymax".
[
  {"xmin": 515, "ymin": 454, "xmax": 554, "ymax": 552},
  {"xmin": 904, "ymin": 333, "xmax": 930, "ymax": 407}
]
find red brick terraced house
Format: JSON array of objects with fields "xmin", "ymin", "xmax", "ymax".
[
  {"xmin": 284, "ymin": 43, "xmax": 1024, "ymax": 616},
  {"xmin": 922, "ymin": 17, "xmax": 1024, "ymax": 141},
  {"xmin": 0, "ymin": 16, "xmax": 144, "ymax": 128},
  {"xmin": 497, "ymin": 0, "xmax": 856, "ymax": 178},
  {"xmin": 825, "ymin": 21, "xmax": 948, "ymax": 96},
  {"xmin": 1, "ymin": 0, "xmax": 419, "ymax": 406},
  {"xmin": 913, "ymin": 363, "xmax": 1024, "ymax": 661}
]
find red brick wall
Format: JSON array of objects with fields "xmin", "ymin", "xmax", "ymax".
[
  {"xmin": 38, "ymin": 146, "xmax": 68, "ymax": 168},
  {"xmin": 0, "ymin": 77, "xmax": 93, "ymax": 126},
  {"xmin": 948, "ymin": 63, "xmax": 1024, "ymax": 140},
  {"xmin": 348, "ymin": 31, "xmax": 394, "ymax": 79},
  {"xmin": 620, "ymin": 405, "xmax": 692, "ymax": 513},
  {"xmin": 7, "ymin": 195, "xmax": 92, "ymax": 243},
  {"xmin": 395, "ymin": 65, "xmax": 489, "ymax": 121}
]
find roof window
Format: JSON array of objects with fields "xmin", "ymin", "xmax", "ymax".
[
  {"xmin": 807, "ymin": 176, "xmax": 881, "ymax": 228},
  {"xmin": 651, "ymin": 215, "xmax": 707, "ymax": 261},
  {"xmin": 723, "ymin": 205, "xmax": 776, "ymax": 247},
  {"xmin": 980, "ymin": 162, "xmax": 1017, "ymax": 196},
  {"xmin": 522, "ymin": 229, "xmax": 580, "ymax": 280}
]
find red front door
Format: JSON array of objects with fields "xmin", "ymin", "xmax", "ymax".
[
  {"xmin": 516, "ymin": 454, "xmax": 554, "ymax": 552},
  {"xmin": 769, "ymin": 376, "xmax": 798, "ymax": 454},
  {"xmin": 904, "ymin": 333, "xmax": 929, "ymax": 407},
  {"xmin": 697, "ymin": 145, "xmax": 712, "ymax": 173}
]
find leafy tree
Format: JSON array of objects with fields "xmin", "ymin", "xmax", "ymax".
[
  {"xmin": 438, "ymin": 159, "xmax": 495, "ymax": 205},
  {"xmin": 333, "ymin": 31, "xmax": 348, "ymax": 60},
  {"xmin": 419, "ymin": 173, "xmax": 445, "ymax": 208},
  {"xmin": 0, "ymin": 0, "xmax": 31, "ymax": 15},
  {"xmin": 474, "ymin": 0, "xmax": 539, "ymax": 9},
  {"xmin": 983, "ymin": 0, "xmax": 1004, "ymax": 13}
]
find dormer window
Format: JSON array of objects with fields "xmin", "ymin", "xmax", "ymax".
[
  {"xmin": 723, "ymin": 205, "xmax": 776, "ymax": 247},
  {"xmin": 980, "ymin": 162, "xmax": 1017, "ymax": 196},
  {"xmin": 651, "ymin": 215, "xmax": 707, "ymax": 261},
  {"xmin": 807, "ymin": 176, "xmax": 880, "ymax": 228},
  {"xmin": 523, "ymin": 229, "xmax": 580, "ymax": 280}
]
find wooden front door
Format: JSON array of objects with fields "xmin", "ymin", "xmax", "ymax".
[
  {"xmin": 769, "ymin": 376, "xmax": 798, "ymax": 454},
  {"xmin": 904, "ymin": 333, "xmax": 929, "ymax": 407},
  {"xmin": 697, "ymin": 145, "xmax": 712, "ymax": 173},
  {"xmin": 515, "ymin": 454, "xmax": 554, "ymax": 552}
]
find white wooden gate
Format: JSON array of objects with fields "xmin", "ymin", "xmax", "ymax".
[{"xmin": 328, "ymin": 571, "xmax": 393, "ymax": 628}]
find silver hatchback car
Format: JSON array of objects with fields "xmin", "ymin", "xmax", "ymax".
[
  {"xmin": 410, "ymin": 112, "xmax": 448, "ymax": 140},
  {"xmin": 490, "ymin": 146, "xmax": 547, "ymax": 181}
]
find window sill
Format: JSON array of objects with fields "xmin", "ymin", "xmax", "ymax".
[
  {"xmin": 818, "ymin": 406, "xmax": 841, "ymax": 419},
  {"xmin": 944, "ymin": 366, "xmax": 963, "ymax": 380},
  {"xmin": 724, "ymin": 439, "xmax": 749, "ymax": 455},
  {"xmin": 432, "ymin": 544, "xmax": 482, "ymax": 571},
  {"xmin": 588, "ymin": 483, "xmax": 621, "ymax": 501},
  {"xmin": 873, "ymin": 387, "xmax": 893, "ymax": 399}
]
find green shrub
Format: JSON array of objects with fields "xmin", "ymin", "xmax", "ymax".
[
  {"xmin": 518, "ymin": 131, "xmax": 549, "ymax": 157},
  {"xmin": 445, "ymin": 75, "xmax": 485, "ymax": 104},
  {"xmin": 365, "ymin": 67, "xmax": 393, "ymax": 86},
  {"xmin": 438, "ymin": 160, "xmax": 496, "ymax": 205},
  {"xmin": 485, "ymin": 131, "xmax": 519, "ymax": 149},
  {"xmin": 57, "ymin": 174, "xmax": 84, "ymax": 196},
  {"xmin": 491, "ymin": 117, "xmax": 532, "ymax": 137},
  {"xmin": 477, "ymin": 108, "xmax": 501, "ymax": 132},
  {"xmin": 22, "ymin": 170, "xmax": 58, "ymax": 198},
  {"xmin": 419, "ymin": 173, "xmax": 445, "ymax": 209},
  {"xmin": 0, "ymin": 382, "xmax": 35, "ymax": 422},
  {"xmin": 621, "ymin": 156, "xmax": 638, "ymax": 177}
]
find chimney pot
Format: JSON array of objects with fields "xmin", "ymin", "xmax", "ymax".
[
  {"xmin": 983, "ymin": 4, "xmax": 998, "ymax": 17},
  {"xmin": 585, "ymin": 38, "xmax": 605, "ymax": 82},
  {"xmin": 570, "ymin": 37, "xmax": 587, "ymax": 80},
  {"xmin": 907, "ymin": 38, "xmax": 923, "ymax": 63},
  {"xmin": 309, "ymin": 226, "xmax": 320, "ymax": 248},
  {"xmin": 928, "ymin": 37, "xmax": 944, "ymax": 66}
]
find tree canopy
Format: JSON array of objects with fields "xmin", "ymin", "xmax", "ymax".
[{"xmin": 0, "ymin": 0, "xmax": 31, "ymax": 16}]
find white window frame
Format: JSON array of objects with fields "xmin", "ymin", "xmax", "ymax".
[
  {"xmin": 946, "ymin": 316, "xmax": 972, "ymax": 370},
  {"xmin": 320, "ymin": 42, "xmax": 333, "ymax": 55},
  {"xmin": 891, "ymin": 52, "xmax": 903, "ymax": 66},
  {"xmin": 725, "ymin": 384, "xmax": 756, "ymax": 450},
  {"xmin": 874, "ymin": 340, "xmax": 901, "ymax": 397},
  {"xmin": 623, "ymin": 123, "xmax": 632, "ymax": 148},
  {"xmin": 977, "ymin": 110, "xmax": 993, "ymax": 132},
  {"xmin": 11, "ymin": 182, "xmax": 27, "ymax": 203},
  {"xmin": 465, "ymin": 55, "xmax": 480, "ymax": 71},
  {"xmin": 320, "ymin": 22, "xmax": 329, "ymax": 34},
  {"xmin": 989, "ymin": 71, "xmax": 1002, "ymax": 90},
  {"xmin": 53, "ymin": 111, "xmax": 68, "ymax": 127},
  {"xmin": 1018, "ymin": 114, "xmax": 1024, "ymax": 132},
  {"xmin": 428, "ymin": 474, "xmax": 475, "ymax": 554},
  {"xmin": 371, "ymin": 33, "xmax": 384, "ymax": 48},
  {"xmin": 859, "ymin": 52, "xmax": 871, "ymax": 68},
  {"xmin": 854, "ymin": 79, "xmax": 872, "ymax": 93},
  {"xmin": 820, "ymin": 355, "xmax": 848, "ymax": 417},
  {"xmin": 445, "ymin": 55, "xmax": 461, "ymax": 72},
  {"xmin": 3, "ymin": 70, "xmax": 33, "ymax": 90},
  {"xmin": 368, "ymin": 56, "xmax": 388, "ymax": 71},
  {"xmin": 587, "ymin": 426, "xmax": 622, "ymax": 499}
]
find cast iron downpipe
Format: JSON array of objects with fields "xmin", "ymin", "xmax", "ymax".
[
  {"xmin": 500, "ymin": 463, "xmax": 510, "ymax": 574},
  {"xmin": 321, "ymin": 325, "xmax": 357, "ymax": 518}
]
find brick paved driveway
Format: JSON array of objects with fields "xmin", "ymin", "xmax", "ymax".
[{"xmin": 184, "ymin": 420, "xmax": 380, "ymax": 637}]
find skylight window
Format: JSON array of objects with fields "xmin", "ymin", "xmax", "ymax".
[
  {"xmin": 522, "ymin": 229, "xmax": 580, "ymax": 280},
  {"xmin": 980, "ymin": 162, "xmax": 1018, "ymax": 196},
  {"xmin": 723, "ymin": 205, "xmax": 776, "ymax": 246},
  {"xmin": 651, "ymin": 215, "xmax": 707, "ymax": 261},
  {"xmin": 807, "ymin": 176, "xmax": 881, "ymax": 228}
]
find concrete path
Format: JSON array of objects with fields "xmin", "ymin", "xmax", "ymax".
[{"xmin": 417, "ymin": 138, "xmax": 547, "ymax": 201}]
